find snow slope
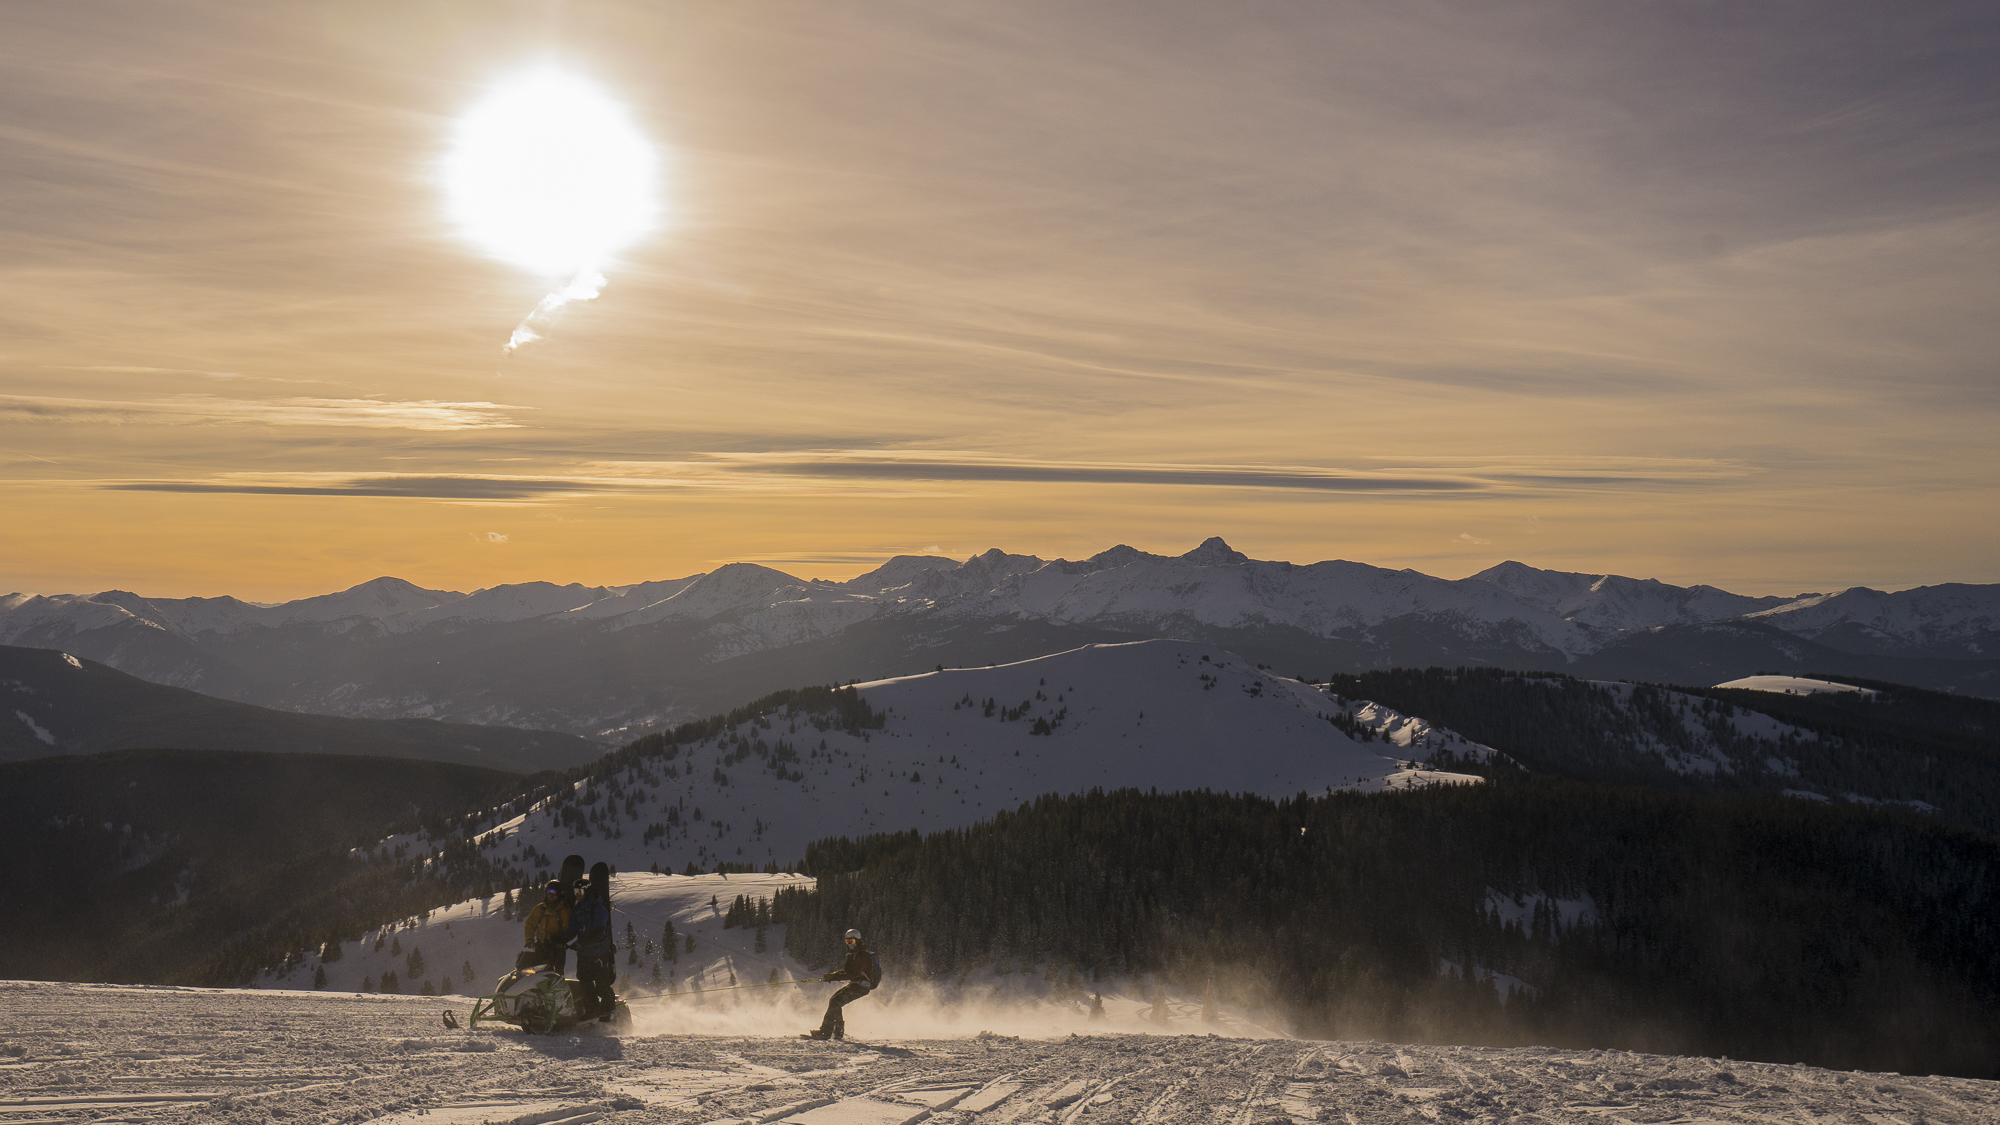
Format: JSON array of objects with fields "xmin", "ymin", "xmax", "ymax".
[
  {"xmin": 455, "ymin": 641, "xmax": 1484, "ymax": 877},
  {"xmin": 7, "ymin": 981, "xmax": 1993, "ymax": 1125},
  {"xmin": 1713, "ymin": 675, "xmax": 1878, "ymax": 697},
  {"xmin": 1749, "ymin": 583, "xmax": 2000, "ymax": 652},
  {"xmin": 1469, "ymin": 560, "xmax": 1796, "ymax": 630},
  {"xmin": 269, "ymin": 872, "xmax": 816, "ymax": 1003}
]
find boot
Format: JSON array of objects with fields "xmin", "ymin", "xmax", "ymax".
[
  {"xmin": 832, "ymin": 1022, "xmax": 845, "ymax": 1041},
  {"xmin": 804, "ymin": 1029, "xmax": 832, "ymax": 1040}
]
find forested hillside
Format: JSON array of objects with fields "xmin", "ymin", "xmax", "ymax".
[
  {"xmin": 775, "ymin": 783, "xmax": 2000, "ymax": 1078},
  {"xmin": 0, "ymin": 749, "xmax": 521, "ymax": 983},
  {"xmin": 1324, "ymin": 668, "xmax": 2000, "ymax": 834}
]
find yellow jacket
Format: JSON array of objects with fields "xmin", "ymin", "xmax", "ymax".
[{"xmin": 523, "ymin": 900, "xmax": 570, "ymax": 946}]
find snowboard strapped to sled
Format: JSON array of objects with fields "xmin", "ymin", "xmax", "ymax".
[{"xmin": 467, "ymin": 962, "xmax": 630, "ymax": 1035}]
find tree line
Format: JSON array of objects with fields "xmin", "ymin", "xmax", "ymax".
[{"xmin": 775, "ymin": 780, "xmax": 2000, "ymax": 1079}]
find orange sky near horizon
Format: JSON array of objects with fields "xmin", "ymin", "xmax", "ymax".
[{"xmin": 5, "ymin": 1, "xmax": 1997, "ymax": 601}]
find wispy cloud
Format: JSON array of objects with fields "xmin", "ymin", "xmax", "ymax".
[
  {"xmin": 68, "ymin": 365, "xmax": 241, "ymax": 378},
  {"xmin": 77, "ymin": 451, "xmax": 1746, "ymax": 502},
  {"xmin": 104, "ymin": 474, "xmax": 582, "ymax": 500},
  {"xmin": 0, "ymin": 394, "xmax": 526, "ymax": 431}
]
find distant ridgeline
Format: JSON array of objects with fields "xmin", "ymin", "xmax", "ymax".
[
  {"xmin": 1323, "ymin": 668, "xmax": 2000, "ymax": 836},
  {"xmin": 775, "ymin": 784, "xmax": 2000, "ymax": 1079}
]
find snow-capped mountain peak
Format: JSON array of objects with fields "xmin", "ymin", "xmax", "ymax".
[{"xmin": 1180, "ymin": 536, "xmax": 1251, "ymax": 566}]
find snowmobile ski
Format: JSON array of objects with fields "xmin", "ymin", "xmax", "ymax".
[{"xmin": 442, "ymin": 1010, "xmax": 460, "ymax": 1030}]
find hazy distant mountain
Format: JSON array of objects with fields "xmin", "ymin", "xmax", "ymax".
[
  {"xmin": 4, "ymin": 539, "xmax": 1996, "ymax": 737},
  {"xmin": 0, "ymin": 645, "xmax": 603, "ymax": 773},
  {"xmin": 1467, "ymin": 560, "xmax": 1797, "ymax": 630}
]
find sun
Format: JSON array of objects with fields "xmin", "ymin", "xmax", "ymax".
[{"xmin": 443, "ymin": 70, "xmax": 660, "ymax": 278}]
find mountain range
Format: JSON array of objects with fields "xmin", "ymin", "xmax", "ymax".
[{"xmin": 6, "ymin": 538, "xmax": 1997, "ymax": 739}]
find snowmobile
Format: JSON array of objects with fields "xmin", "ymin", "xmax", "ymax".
[{"xmin": 466, "ymin": 962, "xmax": 631, "ymax": 1035}]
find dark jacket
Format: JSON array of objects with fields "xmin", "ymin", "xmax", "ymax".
[
  {"xmin": 826, "ymin": 942, "xmax": 879, "ymax": 988},
  {"xmin": 566, "ymin": 894, "xmax": 614, "ymax": 958}
]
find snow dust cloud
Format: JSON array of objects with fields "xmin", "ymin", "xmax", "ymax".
[{"xmin": 618, "ymin": 974, "xmax": 1287, "ymax": 1042}]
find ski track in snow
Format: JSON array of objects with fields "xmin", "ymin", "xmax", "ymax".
[{"xmin": 4, "ymin": 982, "xmax": 1996, "ymax": 1125}]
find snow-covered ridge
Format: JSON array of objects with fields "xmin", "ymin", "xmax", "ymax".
[
  {"xmin": 15, "ymin": 538, "xmax": 1987, "ymax": 654},
  {"xmin": 8, "ymin": 539, "xmax": 1995, "ymax": 737},
  {"xmin": 434, "ymin": 641, "xmax": 1485, "ymax": 881},
  {"xmin": 1745, "ymin": 583, "xmax": 2000, "ymax": 649}
]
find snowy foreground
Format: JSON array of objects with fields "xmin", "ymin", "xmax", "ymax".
[{"xmin": 6, "ymin": 983, "xmax": 1996, "ymax": 1125}]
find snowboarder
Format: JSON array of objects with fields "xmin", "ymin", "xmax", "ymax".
[
  {"xmin": 806, "ymin": 929, "xmax": 880, "ymax": 1040},
  {"xmin": 520, "ymin": 880, "xmax": 571, "ymax": 975},
  {"xmin": 566, "ymin": 862, "xmax": 618, "ymax": 1022}
]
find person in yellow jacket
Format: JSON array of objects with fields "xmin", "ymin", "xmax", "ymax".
[{"xmin": 521, "ymin": 880, "xmax": 571, "ymax": 975}]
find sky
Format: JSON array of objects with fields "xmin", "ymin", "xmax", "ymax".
[{"xmin": 4, "ymin": 0, "xmax": 1997, "ymax": 601}]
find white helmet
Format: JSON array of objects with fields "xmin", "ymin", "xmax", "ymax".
[{"xmin": 844, "ymin": 929, "xmax": 862, "ymax": 941}]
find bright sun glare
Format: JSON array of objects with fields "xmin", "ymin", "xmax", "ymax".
[{"xmin": 444, "ymin": 70, "xmax": 659, "ymax": 278}]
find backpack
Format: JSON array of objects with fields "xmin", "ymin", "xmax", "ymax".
[{"xmin": 865, "ymin": 950, "xmax": 882, "ymax": 989}]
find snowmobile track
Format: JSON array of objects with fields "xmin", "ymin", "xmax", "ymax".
[{"xmin": 3, "ymin": 984, "xmax": 1998, "ymax": 1125}]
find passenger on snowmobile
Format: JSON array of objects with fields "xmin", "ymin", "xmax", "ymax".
[
  {"xmin": 520, "ymin": 880, "xmax": 571, "ymax": 974},
  {"xmin": 809, "ymin": 929, "xmax": 880, "ymax": 1040},
  {"xmin": 566, "ymin": 862, "xmax": 618, "ymax": 1022}
]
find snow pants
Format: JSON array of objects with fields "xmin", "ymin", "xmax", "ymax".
[
  {"xmin": 819, "ymin": 983, "xmax": 870, "ymax": 1037},
  {"xmin": 576, "ymin": 954, "xmax": 617, "ymax": 1019},
  {"xmin": 534, "ymin": 943, "xmax": 567, "ymax": 978}
]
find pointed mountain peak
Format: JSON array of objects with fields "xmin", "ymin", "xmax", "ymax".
[{"xmin": 1180, "ymin": 537, "xmax": 1249, "ymax": 566}]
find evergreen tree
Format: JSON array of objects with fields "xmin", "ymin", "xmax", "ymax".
[{"xmin": 313, "ymin": 964, "xmax": 326, "ymax": 990}]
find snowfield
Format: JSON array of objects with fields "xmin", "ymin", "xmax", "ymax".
[
  {"xmin": 1712, "ymin": 675, "xmax": 1878, "ymax": 697},
  {"xmin": 449, "ymin": 642, "xmax": 1485, "ymax": 875},
  {"xmin": 5, "ymin": 980, "xmax": 1996, "ymax": 1125}
]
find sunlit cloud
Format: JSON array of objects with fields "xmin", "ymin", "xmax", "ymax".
[{"xmin": 0, "ymin": 394, "xmax": 527, "ymax": 430}]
